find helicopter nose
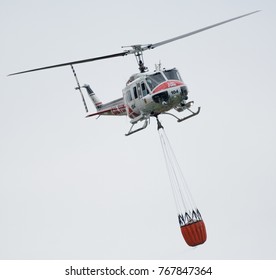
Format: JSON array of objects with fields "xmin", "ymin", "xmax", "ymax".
[
  {"xmin": 181, "ymin": 86, "xmax": 188, "ymax": 100},
  {"xmin": 152, "ymin": 91, "xmax": 169, "ymax": 104}
]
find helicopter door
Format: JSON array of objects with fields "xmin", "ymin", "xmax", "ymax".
[
  {"xmin": 133, "ymin": 84, "xmax": 144, "ymax": 113},
  {"xmin": 136, "ymin": 83, "xmax": 142, "ymax": 99},
  {"xmin": 133, "ymin": 86, "xmax": 138, "ymax": 99},
  {"xmin": 141, "ymin": 82, "xmax": 149, "ymax": 96}
]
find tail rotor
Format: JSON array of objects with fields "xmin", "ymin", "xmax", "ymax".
[{"xmin": 71, "ymin": 64, "xmax": 89, "ymax": 113}]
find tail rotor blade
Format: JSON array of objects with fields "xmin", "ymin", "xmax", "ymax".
[{"xmin": 71, "ymin": 65, "xmax": 88, "ymax": 113}]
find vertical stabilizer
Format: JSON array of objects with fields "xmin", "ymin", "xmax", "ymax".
[{"xmin": 82, "ymin": 84, "xmax": 102, "ymax": 110}]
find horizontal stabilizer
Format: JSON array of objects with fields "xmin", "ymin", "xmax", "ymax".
[{"xmin": 86, "ymin": 108, "xmax": 114, "ymax": 118}]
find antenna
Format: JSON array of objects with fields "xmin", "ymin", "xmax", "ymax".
[{"xmin": 155, "ymin": 61, "xmax": 162, "ymax": 71}]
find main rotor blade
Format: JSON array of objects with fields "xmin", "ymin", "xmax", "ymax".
[
  {"xmin": 149, "ymin": 10, "xmax": 260, "ymax": 50},
  {"xmin": 8, "ymin": 51, "xmax": 129, "ymax": 76},
  {"xmin": 8, "ymin": 10, "xmax": 260, "ymax": 76}
]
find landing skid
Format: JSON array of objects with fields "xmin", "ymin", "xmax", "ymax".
[
  {"xmin": 125, "ymin": 119, "xmax": 149, "ymax": 136},
  {"xmin": 125, "ymin": 105, "xmax": 200, "ymax": 136},
  {"xmin": 162, "ymin": 106, "xmax": 201, "ymax": 122}
]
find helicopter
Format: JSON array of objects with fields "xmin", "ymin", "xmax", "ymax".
[{"xmin": 8, "ymin": 10, "xmax": 260, "ymax": 136}]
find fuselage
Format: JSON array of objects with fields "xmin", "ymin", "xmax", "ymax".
[
  {"xmin": 123, "ymin": 68, "xmax": 188, "ymax": 122},
  {"xmin": 86, "ymin": 68, "xmax": 190, "ymax": 122}
]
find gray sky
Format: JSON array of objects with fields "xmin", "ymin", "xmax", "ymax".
[{"xmin": 1, "ymin": 0, "xmax": 275, "ymax": 259}]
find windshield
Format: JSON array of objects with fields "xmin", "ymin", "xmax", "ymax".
[
  {"xmin": 164, "ymin": 69, "xmax": 182, "ymax": 81},
  {"xmin": 146, "ymin": 72, "xmax": 166, "ymax": 90}
]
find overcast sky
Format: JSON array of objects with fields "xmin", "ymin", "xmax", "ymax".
[{"xmin": 1, "ymin": 0, "xmax": 275, "ymax": 260}]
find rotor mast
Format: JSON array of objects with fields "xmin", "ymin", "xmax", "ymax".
[
  {"xmin": 121, "ymin": 44, "xmax": 149, "ymax": 73},
  {"xmin": 136, "ymin": 50, "xmax": 147, "ymax": 73}
]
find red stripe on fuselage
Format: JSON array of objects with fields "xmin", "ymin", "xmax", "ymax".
[
  {"xmin": 152, "ymin": 80, "xmax": 184, "ymax": 94},
  {"xmin": 126, "ymin": 105, "xmax": 139, "ymax": 119}
]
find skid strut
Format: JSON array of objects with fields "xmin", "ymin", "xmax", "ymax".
[
  {"xmin": 163, "ymin": 106, "xmax": 201, "ymax": 123},
  {"xmin": 125, "ymin": 119, "xmax": 149, "ymax": 136}
]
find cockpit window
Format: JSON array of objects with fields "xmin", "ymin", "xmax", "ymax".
[
  {"xmin": 146, "ymin": 72, "xmax": 166, "ymax": 90},
  {"xmin": 164, "ymin": 69, "xmax": 182, "ymax": 81}
]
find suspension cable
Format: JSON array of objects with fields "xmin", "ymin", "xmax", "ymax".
[{"xmin": 158, "ymin": 121, "xmax": 197, "ymax": 215}]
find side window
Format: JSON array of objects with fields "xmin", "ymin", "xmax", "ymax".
[
  {"xmin": 141, "ymin": 82, "xmax": 149, "ymax": 96},
  {"xmin": 133, "ymin": 86, "xmax": 138, "ymax": 99},
  {"xmin": 137, "ymin": 83, "xmax": 142, "ymax": 98},
  {"xmin": 126, "ymin": 90, "xmax": 132, "ymax": 102}
]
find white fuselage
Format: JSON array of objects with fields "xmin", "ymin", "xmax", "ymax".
[
  {"xmin": 86, "ymin": 68, "xmax": 190, "ymax": 123},
  {"xmin": 122, "ymin": 68, "xmax": 188, "ymax": 123}
]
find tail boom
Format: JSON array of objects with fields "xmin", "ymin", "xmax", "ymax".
[{"xmin": 82, "ymin": 85, "xmax": 127, "ymax": 118}]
